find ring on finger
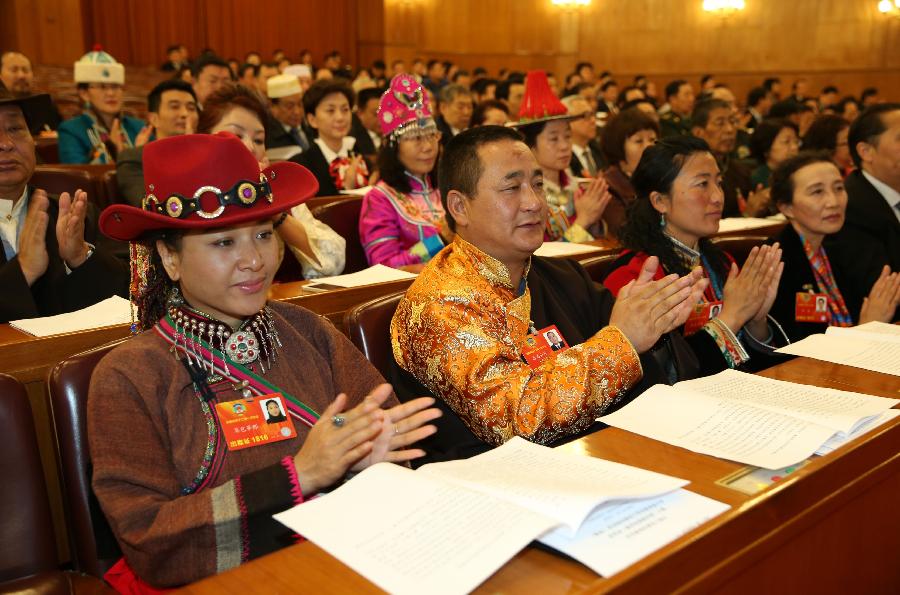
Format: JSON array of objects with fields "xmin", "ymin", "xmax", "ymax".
[{"xmin": 332, "ymin": 414, "xmax": 346, "ymax": 428}]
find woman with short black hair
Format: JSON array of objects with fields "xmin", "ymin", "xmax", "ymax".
[
  {"xmin": 748, "ymin": 118, "xmax": 800, "ymax": 188},
  {"xmin": 767, "ymin": 152, "xmax": 899, "ymax": 341},
  {"xmin": 600, "ymin": 108, "xmax": 660, "ymax": 237}
]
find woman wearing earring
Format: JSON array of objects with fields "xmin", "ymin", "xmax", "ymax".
[
  {"xmin": 767, "ymin": 152, "xmax": 900, "ymax": 341},
  {"xmin": 359, "ymin": 75, "xmax": 448, "ymax": 271},
  {"xmin": 604, "ymin": 136, "xmax": 788, "ymax": 371},
  {"xmin": 89, "ymin": 133, "xmax": 440, "ymax": 591},
  {"xmin": 199, "ymin": 84, "xmax": 346, "ymax": 279},
  {"xmin": 59, "ymin": 48, "xmax": 148, "ymax": 164}
]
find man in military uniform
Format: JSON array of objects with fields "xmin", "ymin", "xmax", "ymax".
[{"xmin": 659, "ymin": 79, "xmax": 695, "ymax": 138}]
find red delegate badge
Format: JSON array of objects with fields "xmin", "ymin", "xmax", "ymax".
[
  {"xmin": 683, "ymin": 300, "xmax": 723, "ymax": 336},
  {"xmin": 215, "ymin": 394, "xmax": 297, "ymax": 451},
  {"xmin": 520, "ymin": 325, "xmax": 569, "ymax": 368},
  {"xmin": 795, "ymin": 292, "xmax": 829, "ymax": 323}
]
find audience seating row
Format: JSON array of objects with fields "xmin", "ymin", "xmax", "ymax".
[{"xmin": 24, "ymin": 165, "xmax": 777, "ymax": 287}]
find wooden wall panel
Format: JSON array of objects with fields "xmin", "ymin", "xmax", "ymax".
[
  {"xmin": 80, "ymin": 0, "xmax": 359, "ymax": 68},
  {"xmin": 382, "ymin": 0, "xmax": 900, "ymax": 101},
  {"xmin": 7, "ymin": 0, "xmax": 900, "ymax": 101},
  {"xmin": 0, "ymin": 0, "xmax": 84, "ymax": 67}
]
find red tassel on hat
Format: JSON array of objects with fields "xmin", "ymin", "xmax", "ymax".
[{"xmin": 518, "ymin": 70, "xmax": 568, "ymax": 121}]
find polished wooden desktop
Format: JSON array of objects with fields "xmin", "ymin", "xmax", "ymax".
[{"xmin": 178, "ymin": 356, "xmax": 900, "ymax": 594}]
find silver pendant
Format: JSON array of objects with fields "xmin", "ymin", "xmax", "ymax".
[{"xmin": 224, "ymin": 330, "xmax": 261, "ymax": 365}]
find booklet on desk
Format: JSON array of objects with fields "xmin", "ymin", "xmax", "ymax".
[
  {"xmin": 304, "ymin": 264, "xmax": 417, "ymax": 290},
  {"xmin": 10, "ymin": 295, "xmax": 132, "ymax": 337},
  {"xmin": 598, "ymin": 369, "xmax": 899, "ymax": 469},
  {"xmin": 533, "ymin": 241, "xmax": 602, "ymax": 258},
  {"xmin": 274, "ymin": 437, "xmax": 729, "ymax": 595},
  {"xmin": 776, "ymin": 324, "xmax": 900, "ymax": 377}
]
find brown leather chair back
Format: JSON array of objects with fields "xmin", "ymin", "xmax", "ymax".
[
  {"xmin": 47, "ymin": 340, "xmax": 126, "ymax": 578},
  {"xmin": 710, "ymin": 235, "xmax": 768, "ymax": 267},
  {"xmin": 0, "ymin": 374, "xmax": 57, "ymax": 582},
  {"xmin": 35, "ymin": 138, "xmax": 60, "ymax": 164},
  {"xmin": 101, "ymin": 169, "xmax": 119, "ymax": 207},
  {"xmin": 31, "ymin": 166, "xmax": 93, "ymax": 200},
  {"xmin": 344, "ymin": 292, "xmax": 405, "ymax": 379},
  {"xmin": 579, "ymin": 252, "xmax": 622, "ymax": 284},
  {"xmin": 311, "ymin": 196, "xmax": 368, "ymax": 274}
]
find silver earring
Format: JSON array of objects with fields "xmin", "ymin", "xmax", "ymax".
[
  {"xmin": 166, "ymin": 285, "xmax": 184, "ymax": 309},
  {"xmin": 660, "ymin": 213, "xmax": 666, "ymax": 228}
]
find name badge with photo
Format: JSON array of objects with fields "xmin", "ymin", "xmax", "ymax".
[
  {"xmin": 520, "ymin": 325, "xmax": 569, "ymax": 369},
  {"xmin": 795, "ymin": 292, "xmax": 829, "ymax": 323},
  {"xmin": 683, "ymin": 300, "xmax": 723, "ymax": 336},
  {"xmin": 215, "ymin": 393, "xmax": 297, "ymax": 451}
]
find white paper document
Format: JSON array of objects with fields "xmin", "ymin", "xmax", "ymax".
[
  {"xmin": 716, "ymin": 215, "xmax": 784, "ymax": 234},
  {"xmin": 776, "ymin": 331, "xmax": 900, "ymax": 377},
  {"xmin": 816, "ymin": 409, "xmax": 900, "ymax": 455},
  {"xmin": 534, "ymin": 241, "xmax": 603, "ymax": 258},
  {"xmin": 10, "ymin": 295, "xmax": 131, "ymax": 337},
  {"xmin": 824, "ymin": 323, "xmax": 900, "ymax": 344},
  {"xmin": 598, "ymin": 369, "xmax": 899, "ymax": 469},
  {"xmin": 539, "ymin": 489, "xmax": 729, "ymax": 577},
  {"xmin": 418, "ymin": 437, "xmax": 688, "ymax": 535},
  {"xmin": 274, "ymin": 437, "xmax": 727, "ymax": 594},
  {"xmin": 306, "ymin": 264, "xmax": 417, "ymax": 288}
]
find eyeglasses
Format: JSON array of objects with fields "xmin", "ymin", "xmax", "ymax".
[{"xmin": 400, "ymin": 131, "xmax": 442, "ymax": 145}]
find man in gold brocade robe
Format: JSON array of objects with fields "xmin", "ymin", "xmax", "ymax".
[{"xmin": 390, "ymin": 126, "xmax": 707, "ymax": 460}]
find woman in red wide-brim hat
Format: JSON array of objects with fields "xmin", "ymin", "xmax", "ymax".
[{"xmin": 89, "ymin": 132, "xmax": 440, "ymax": 592}]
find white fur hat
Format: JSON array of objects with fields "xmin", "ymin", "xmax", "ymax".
[
  {"xmin": 74, "ymin": 47, "xmax": 125, "ymax": 85},
  {"xmin": 267, "ymin": 74, "xmax": 303, "ymax": 99}
]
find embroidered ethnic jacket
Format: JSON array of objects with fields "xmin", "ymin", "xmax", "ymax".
[
  {"xmin": 359, "ymin": 174, "xmax": 445, "ymax": 267},
  {"xmin": 88, "ymin": 301, "xmax": 389, "ymax": 588},
  {"xmin": 390, "ymin": 237, "xmax": 643, "ymax": 447}
]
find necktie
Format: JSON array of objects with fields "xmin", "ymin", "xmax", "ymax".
[
  {"xmin": 583, "ymin": 149, "xmax": 598, "ymax": 177},
  {"xmin": 290, "ymin": 127, "xmax": 307, "ymax": 151}
]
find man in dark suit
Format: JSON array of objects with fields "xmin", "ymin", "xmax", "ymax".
[
  {"xmin": 349, "ymin": 87, "xmax": 384, "ymax": 160},
  {"xmin": 562, "ymin": 95, "xmax": 604, "ymax": 177},
  {"xmin": 745, "ymin": 86, "xmax": 771, "ymax": 130},
  {"xmin": 0, "ymin": 84, "xmax": 127, "ymax": 323},
  {"xmin": 117, "ymin": 79, "xmax": 198, "ymax": 206},
  {"xmin": 596, "ymin": 80, "xmax": 619, "ymax": 117},
  {"xmin": 826, "ymin": 103, "xmax": 900, "ymax": 291},
  {"xmin": 263, "ymin": 73, "xmax": 310, "ymax": 161},
  {"xmin": 435, "ymin": 84, "xmax": 473, "ymax": 148}
]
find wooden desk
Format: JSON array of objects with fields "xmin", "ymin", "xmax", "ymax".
[{"xmin": 178, "ymin": 357, "xmax": 900, "ymax": 594}]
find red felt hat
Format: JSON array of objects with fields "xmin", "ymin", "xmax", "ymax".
[
  {"xmin": 100, "ymin": 132, "xmax": 318, "ymax": 242},
  {"xmin": 509, "ymin": 70, "xmax": 581, "ymax": 127}
]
